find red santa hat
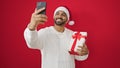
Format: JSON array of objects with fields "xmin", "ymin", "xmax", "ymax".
[{"xmin": 54, "ymin": 6, "xmax": 75, "ymax": 26}]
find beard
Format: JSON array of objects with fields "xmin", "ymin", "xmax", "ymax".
[{"xmin": 54, "ymin": 18, "xmax": 66, "ymax": 26}]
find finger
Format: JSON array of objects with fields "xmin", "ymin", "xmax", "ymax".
[
  {"xmin": 35, "ymin": 18, "xmax": 47, "ymax": 22},
  {"xmin": 82, "ymin": 47, "xmax": 88, "ymax": 52},
  {"xmin": 78, "ymin": 46, "xmax": 83, "ymax": 48},
  {"xmin": 35, "ymin": 7, "xmax": 45, "ymax": 14},
  {"xmin": 77, "ymin": 46, "xmax": 87, "ymax": 51},
  {"xmin": 34, "ymin": 8, "xmax": 37, "ymax": 13},
  {"xmin": 35, "ymin": 14, "xmax": 48, "ymax": 18},
  {"xmin": 40, "ymin": 18, "xmax": 47, "ymax": 22},
  {"xmin": 83, "ymin": 43, "xmax": 87, "ymax": 47},
  {"xmin": 76, "ymin": 49, "xmax": 82, "ymax": 55},
  {"xmin": 77, "ymin": 49, "xmax": 82, "ymax": 52},
  {"xmin": 81, "ymin": 51, "xmax": 87, "ymax": 55},
  {"xmin": 77, "ymin": 46, "xmax": 82, "ymax": 50}
]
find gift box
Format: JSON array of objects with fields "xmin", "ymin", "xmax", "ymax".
[{"xmin": 69, "ymin": 31, "xmax": 87, "ymax": 55}]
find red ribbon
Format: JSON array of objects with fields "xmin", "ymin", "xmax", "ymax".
[{"xmin": 69, "ymin": 32, "xmax": 86, "ymax": 55}]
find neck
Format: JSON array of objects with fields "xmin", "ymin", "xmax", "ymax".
[{"xmin": 54, "ymin": 24, "xmax": 65, "ymax": 33}]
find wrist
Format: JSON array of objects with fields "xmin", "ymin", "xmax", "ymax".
[{"xmin": 27, "ymin": 23, "xmax": 37, "ymax": 31}]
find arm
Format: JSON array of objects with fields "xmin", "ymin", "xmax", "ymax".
[
  {"xmin": 24, "ymin": 28, "xmax": 44, "ymax": 50},
  {"xmin": 24, "ymin": 7, "xmax": 47, "ymax": 50}
]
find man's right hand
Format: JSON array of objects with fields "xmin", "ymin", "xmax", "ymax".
[{"xmin": 28, "ymin": 7, "xmax": 48, "ymax": 31}]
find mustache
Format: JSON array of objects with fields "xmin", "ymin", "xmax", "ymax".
[{"xmin": 56, "ymin": 18, "xmax": 63, "ymax": 20}]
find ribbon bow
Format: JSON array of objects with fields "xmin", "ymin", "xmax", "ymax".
[{"xmin": 72, "ymin": 32, "xmax": 85, "ymax": 40}]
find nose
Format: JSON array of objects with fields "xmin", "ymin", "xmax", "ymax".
[{"xmin": 57, "ymin": 14, "xmax": 62, "ymax": 18}]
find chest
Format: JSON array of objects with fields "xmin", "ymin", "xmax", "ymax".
[{"xmin": 44, "ymin": 33, "xmax": 71, "ymax": 54}]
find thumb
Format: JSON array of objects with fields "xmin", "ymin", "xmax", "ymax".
[
  {"xmin": 34, "ymin": 7, "xmax": 45, "ymax": 14},
  {"xmin": 34, "ymin": 8, "xmax": 37, "ymax": 13}
]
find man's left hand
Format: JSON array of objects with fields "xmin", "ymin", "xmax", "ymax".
[{"xmin": 76, "ymin": 44, "xmax": 89, "ymax": 56}]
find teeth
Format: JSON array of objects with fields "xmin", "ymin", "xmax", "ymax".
[{"xmin": 56, "ymin": 19, "xmax": 62, "ymax": 21}]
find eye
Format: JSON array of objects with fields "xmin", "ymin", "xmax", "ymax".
[
  {"xmin": 61, "ymin": 13, "xmax": 67, "ymax": 17},
  {"xmin": 55, "ymin": 12, "xmax": 60, "ymax": 15},
  {"xmin": 55, "ymin": 12, "xmax": 59, "ymax": 15}
]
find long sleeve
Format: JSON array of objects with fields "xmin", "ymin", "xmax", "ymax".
[
  {"xmin": 24, "ymin": 28, "xmax": 44, "ymax": 50},
  {"xmin": 75, "ymin": 54, "xmax": 89, "ymax": 61}
]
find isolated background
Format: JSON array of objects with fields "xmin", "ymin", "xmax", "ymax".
[{"xmin": 0, "ymin": 0, "xmax": 120, "ymax": 68}]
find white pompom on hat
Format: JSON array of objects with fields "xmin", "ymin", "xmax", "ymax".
[
  {"xmin": 68, "ymin": 20, "xmax": 75, "ymax": 25},
  {"xmin": 54, "ymin": 6, "xmax": 75, "ymax": 26}
]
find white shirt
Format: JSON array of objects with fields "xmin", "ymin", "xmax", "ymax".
[{"xmin": 24, "ymin": 26, "xmax": 88, "ymax": 68}]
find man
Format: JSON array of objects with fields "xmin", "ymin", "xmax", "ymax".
[{"xmin": 24, "ymin": 6, "xmax": 89, "ymax": 68}]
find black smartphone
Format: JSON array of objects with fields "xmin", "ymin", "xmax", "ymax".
[{"xmin": 36, "ymin": 2, "xmax": 46, "ymax": 14}]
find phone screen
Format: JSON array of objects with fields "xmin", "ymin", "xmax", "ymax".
[{"xmin": 37, "ymin": 2, "xmax": 46, "ymax": 14}]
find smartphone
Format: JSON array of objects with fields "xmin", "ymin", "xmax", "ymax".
[{"xmin": 36, "ymin": 2, "xmax": 46, "ymax": 14}]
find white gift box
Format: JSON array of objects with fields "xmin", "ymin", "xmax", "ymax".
[{"xmin": 69, "ymin": 32, "xmax": 87, "ymax": 55}]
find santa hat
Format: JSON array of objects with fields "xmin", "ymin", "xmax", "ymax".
[{"xmin": 54, "ymin": 6, "xmax": 75, "ymax": 26}]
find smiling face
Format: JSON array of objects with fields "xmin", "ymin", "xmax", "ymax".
[{"xmin": 54, "ymin": 10, "xmax": 68, "ymax": 26}]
